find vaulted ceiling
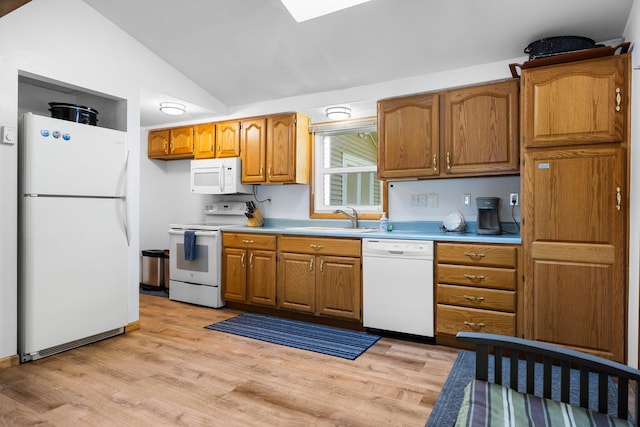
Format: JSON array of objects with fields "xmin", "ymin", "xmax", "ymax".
[{"xmin": 81, "ymin": 0, "xmax": 633, "ymax": 126}]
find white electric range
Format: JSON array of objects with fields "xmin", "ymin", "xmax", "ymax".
[{"xmin": 168, "ymin": 201, "xmax": 248, "ymax": 308}]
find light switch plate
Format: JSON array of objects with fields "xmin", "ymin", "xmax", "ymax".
[{"xmin": 1, "ymin": 125, "xmax": 16, "ymax": 145}]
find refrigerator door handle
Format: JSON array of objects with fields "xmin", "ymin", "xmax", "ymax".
[{"xmin": 121, "ymin": 150, "xmax": 130, "ymax": 247}]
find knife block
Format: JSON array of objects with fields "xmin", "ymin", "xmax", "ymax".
[{"xmin": 246, "ymin": 208, "xmax": 264, "ymax": 227}]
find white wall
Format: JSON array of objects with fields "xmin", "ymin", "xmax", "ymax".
[
  {"xmin": 624, "ymin": 2, "xmax": 640, "ymax": 367},
  {"xmin": 0, "ymin": 0, "xmax": 225, "ymax": 360}
]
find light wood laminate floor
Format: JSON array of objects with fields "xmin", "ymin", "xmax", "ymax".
[{"xmin": 0, "ymin": 293, "xmax": 459, "ymax": 426}]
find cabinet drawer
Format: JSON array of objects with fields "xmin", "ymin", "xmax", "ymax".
[
  {"xmin": 279, "ymin": 236, "xmax": 360, "ymax": 257},
  {"xmin": 223, "ymin": 233, "xmax": 277, "ymax": 250},
  {"xmin": 437, "ymin": 264, "xmax": 516, "ymax": 290},
  {"xmin": 437, "ymin": 304, "xmax": 515, "ymax": 336},
  {"xmin": 437, "ymin": 243, "xmax": 516, "ymax": 268},
  {"xmin": 437, "ymin": 284, "xmax": 515, "ymax": 312}
]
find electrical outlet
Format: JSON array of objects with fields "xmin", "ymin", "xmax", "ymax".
[
  {"xmin": 463, "ymin": 193, "xmax": 471, "ymax": 207},
  {"xmin": 510, "ymin": 192, "xmax": 519, "ymax": 206}
]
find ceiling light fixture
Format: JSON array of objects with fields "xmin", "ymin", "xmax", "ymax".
[
  {"xmin": 325, "ymin": 106, "xmax": 351, "ymax": 120},
  {"xmin": 280, "ymin": 0, "xmax": 371, "ymax": 23},
  {"xmin": 159, "ymin": 102, "xmax": 186, "ymax": 116}
]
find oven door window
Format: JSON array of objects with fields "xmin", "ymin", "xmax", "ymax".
[{"xmin": 175, "ymin": 244, "xmax": 209, "ymax": 272}]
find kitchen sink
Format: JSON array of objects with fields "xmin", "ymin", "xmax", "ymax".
[{"xmin": 285, "ymin": 226, "xmax": 377, "ymax": 233}]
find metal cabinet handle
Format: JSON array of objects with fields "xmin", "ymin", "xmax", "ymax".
[
  {"xmin": 268, "ymin": 164, "xmax": 272, "ymax": 178},
  {"xmin": 616, "ymin": 186, "xmax": 622, "ymax": 211},
  {"xmin": 310, "ymin": 244, "xmax": 325, "ymax": 249},
  {"xmin": 242, "ymin": 239, "xmax": 255, "ymax": 244},
  {"xmin": 433, "ymin": 154, "xmax": 437, "ymax": 172},
  {"xmin": 249, "ymin": 253, "xmax": 254, "ymax": 268},
  {"xmin": 309, "ymin": 258, "xmax": 314, "ymax": 272},
  {"xmin": 320, "ymin": 259, "xmax": 324, "ymax": 274},
  {"xmin": 463, "ymin": 252, "xmax": 486, "ymax": 258},
  {"xmin": 464, "ymin": 321, "xmax": 485, "ymax": 329},
  {"xmin": 615, "ymin": 88, "xmax": 621, "ymax": 112},
  {"xmin": 464, "ymin": 274, "xmax": 486, "ymax": 280},
  {"xmin": 463, "ymin": 295, "xmax": 485, "ymax": 302},
  {"xmin": 241, "ymin": 253, "xmax": 245, "ymax": 268},
  {"xmin": 259, "ymin": 165, "xmax": 264, "ymax": 177},
  {"xmin": 446, "ymin": 151, "xmax": 451, "ymax": 170}
]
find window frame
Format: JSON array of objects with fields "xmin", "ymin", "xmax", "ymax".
[{"xmin": 309, "ymin": 117, "xmax": 387, "ymax": 220}]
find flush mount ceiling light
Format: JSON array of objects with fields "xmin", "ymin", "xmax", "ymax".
[
  {"xmin": 280, "ymin": 0, "xmax": 371, "ymax": 22},
  {"xmin": 325, "ymin": 106, "xmax": 352, "ymax": 120},
  {"xmin": 159, "ymin": 102, "xmax": 186, "ymax": 116}
]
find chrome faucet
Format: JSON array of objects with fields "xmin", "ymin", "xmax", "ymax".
[{"xmin": 333, "ymin": 207, "xmax": 359, "ymax": 228}]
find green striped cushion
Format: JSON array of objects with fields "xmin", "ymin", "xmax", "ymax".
[{"xmin": 455, "ymin": 380, "xmax": 634, "ymax": 427}]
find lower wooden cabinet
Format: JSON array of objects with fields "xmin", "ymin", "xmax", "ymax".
[
  {"xmin": 436, "ymin": 242, "xmax": 522, "ymax": 346},
  {"xmin": 222, "ymin": 233, "xmax": 277, "ymax": 307},
  {"xmin": 222, "ymin": 233, "xmax": 362, "ymax": 322},
  {"xmin": 278, "ymin": 236, "xmax": 361, "ymax": 321}
]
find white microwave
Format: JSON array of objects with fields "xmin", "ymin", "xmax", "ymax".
[{"xmin": 190, "ymin": 157, "xmax": 253, "ymax": 195}]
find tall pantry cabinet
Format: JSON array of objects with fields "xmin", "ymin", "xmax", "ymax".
[{"xmin": 520, "ymin": 54, "xmax": 630, "ymax": 362}]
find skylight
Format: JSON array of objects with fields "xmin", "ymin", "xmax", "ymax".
[{"xmin": 280, "ymin": 0, "xmax": 372, "ymax": 23}]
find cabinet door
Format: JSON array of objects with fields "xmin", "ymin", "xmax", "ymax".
[
  {"xmin": 377, "ymin": 93, "xmax": 440, "ymax": 179},
  {"xmin": 241, "ymin": 118, "xmax": 267, "ymax": 183},
  {"xmin": 248, "ymin": 250, "xmax": 277, "ymax": 307},
  {"xmin": 193, "ymin": 123, "xmax": 215, "ymax": 159},
  {"xmin": 222, "ymin": 248, "xmax": 247, "ymax": 302},
  {"xmin": 216, "ymin": 121, "xmax": 241, "ymax": 158},
  {"xmin": 316, "ymin": 256, "xmax": 361, "ymax": 320},
  {"xmin": 148, "ymin": 129, "xmax": 169, "ymax": 158},
  {"xmin": 523, "ymin": 145, "xmax": 626, "ymax": 361},
  {"xmin": 267, "ymin": 114, "xmax": 296, "ymax": 183},
  {"xmin": 169, "ymin": 126, "xmax": 194, "ymax": 156},
  {"xmin": 442, "ymin": 79, "xmax": 519, "ymax": 176},
  {"xmin": 522, "ymin": 55, "xmax": 628, "ymax": 148},
  {"xmin": 277, "ymin": 252, "xmax": 315, "ymax": 313}
]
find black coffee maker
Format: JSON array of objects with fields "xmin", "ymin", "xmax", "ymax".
[{"xmin": 476, "ymin": 197, "xmax": 501, "ymax": 235}]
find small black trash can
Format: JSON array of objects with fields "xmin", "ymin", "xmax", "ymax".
[{"xmin": 140, "ymin": 249, "xmax": 169, "ymax": 289}]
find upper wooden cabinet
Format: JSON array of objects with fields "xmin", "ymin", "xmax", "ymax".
[
  {"xmin": 377, "ymin": 79, "xmax": 519, "ymax": 179},
  {"xmin": 377, "ymin": 92, "xmax": 440, "ymax": 179},
  {"xmin": 148, "ymin": 126, "xmax": 194, "ymax": 159},
  {"xmin": 150, "ymin": 121, "xmax": 241, "ymax": 160},
  {"xmin": 442, "ymin": 79, "xmax": 519, "ymax": 176},
  {"xmin": 241, "ymin": 112, "xmax": 311, "ymax": 184},
  {"xmin": 521, "ymin": 55, "xmax": 628, "ymax": 148},
  {"xmin": 240, "ymin": 117, "xmax": 268, "ymax": 182},
  {"xmin": 193, "ymin": 123, "xmax": 215, "ymax": 159},
  {"xmin": 216, "ymin": 121, "xmax": 241, "ymax": 158}
]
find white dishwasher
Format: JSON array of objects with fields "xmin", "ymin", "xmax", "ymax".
[{"xmin": 362, "ymin": 238, "xmax": 434, "ymax": 338}]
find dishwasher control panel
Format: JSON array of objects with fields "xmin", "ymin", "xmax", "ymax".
[{"xmin": 362, "ymin": 238, "xmax": 433, "ymax": 258}]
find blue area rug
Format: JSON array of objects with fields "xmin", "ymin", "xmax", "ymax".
[
  {"xmin": 426, "ymin": 350, "xmax": 620, "ymax": 427},
  {"xmin": 205, "ymin": 312, "xmax": 380, "ymax": 360}
]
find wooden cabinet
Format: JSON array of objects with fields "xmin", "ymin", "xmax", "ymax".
[
  {"xmin": 442, "ymin": 79, "xmax": 519, "ymax": 176},
  {"xmin": 216, "ymin": 121, "xmax": 241, "ymax": 158},
  {"xmin": 436, "ymin": 243, "xmax": 522, "ymax": 346},
  {"xmin": 521, "ymin": 55, "xmax": 627, "ymax": 148},
  {"xmin": 377, "ymin": 92, "xmax": 440, "ymax": 179},
  {"xmin": 222, "ymin": 233, "xmax": 277, "ymax": 307},
  {"xmin": 240, "ymin": 117, "xmax": 267, "ymax": 182},
  {"xmin": 278, "ymin": 236, "xmax": 361, "ymax": 321},
  {"xmin": 148, "ymin": 126, "xmax": 194, "ymax": 159},
  {"xmin": 521, "ymin": 54, "xmax": 630, "ymax": 362},
  {"xmin": 241, "ymin": 113, "xmax": 311, "ymax": 184},
  {"xmin": 377, "ymin": 79, "xmax": 519, "ymax": 180},
  {"xmin": 193, "ymin": 123, "xmax": 215, "ymax": 159}
]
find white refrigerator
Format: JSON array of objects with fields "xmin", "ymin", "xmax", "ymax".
[{"xmin": 19, "ymin": 113, "xmax": 129, "ymax": 362}]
